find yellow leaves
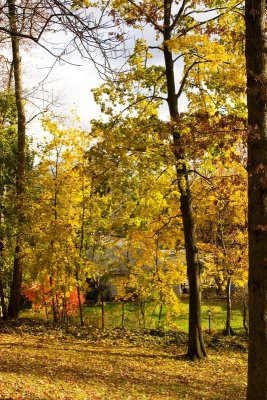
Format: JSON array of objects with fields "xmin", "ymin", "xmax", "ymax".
[
  {"xmin": 72, "ymin": 0, "xmax": 91, "ymax": 8},
  {"xmin": 24, "ymin": 116, "xmax": 95, "ymax": 291},
  {"xmin": 0, "ymin": 329, "xmax": 247, "ymax": 400},
  {"xmin": 167, "ymin": 34, "xmax": 227, "ymax": 65}
]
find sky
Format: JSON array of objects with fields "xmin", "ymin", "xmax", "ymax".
[
  {"xmin": 23, "ymin": 44, "xmax": 103, "ymax": 143},
  {"xmin": 21, "ymin": 11, "xmax": 189, "ymax": 146}
]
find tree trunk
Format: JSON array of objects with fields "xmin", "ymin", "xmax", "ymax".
[
  {"xmin": 0, "ymin": 239, "xmax": 8, "ymax": 320},
  {"xmin": 76, "ymin": 275, "xmax": 84, "ymax": 327},
  {"xmin": 100, "ymin": 287, "xmax": 105, "ymax": 330},
  {"xmin": 0, "ymin": 274, "xmax": 8, "ymax": 320},
  {"xmin": 121, "ymin": 302, "xmax": 125, "ymax": 329},
  {"xmin": 224, "ymin": 277, "xmax": 234, "ymax": 336},
  {"xmin": 50, "ymin": 276, "xmax": 58, "ymax": 325},
  {"xmin": 41, "ymin": 285, "xmax": 49, "ymax": 322},
  {"xmin": 8, "ymin": 245, "xmax": 22, "ymax": 318},
  {"xmin": 0, "ymin": 136, "xmax": 7, "ymax": 320},
  {"xmin": 243, "ymin": 300, "xmax": 248, "ymax": 338},
  {"xmin": 163, "ymin": 0, "xmax": 206, "ymax": 360},
  {"xmin": 158, "ymin": 302, "xmax": 163, "ymax": 328},
  {"xmin": 245, "ymin": 1, "xmax": 267, "ymax": 399},
  {"xmin": 77, "ymin": 174, "xmax": 85, "ymax": 327},
  {"xmin": 7, "ymin": 0, "xmax": 26, "ymax": 319},
  {"xmin": 186, "ymin": 244, "xmax": 206, "ymax": 360}
]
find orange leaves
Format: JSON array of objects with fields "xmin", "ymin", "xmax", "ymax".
[{"xmin": 22, "ymin": 283, "xmax": 85, "ymax": 316}]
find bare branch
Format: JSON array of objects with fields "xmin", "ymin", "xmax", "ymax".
[
  {"xmin": 153, "ymin": 214, "xmax": 182, "ymax": 237},
  {"xmin": 169, "ymin": 0, "xmax": 187, "ymax": 32}
]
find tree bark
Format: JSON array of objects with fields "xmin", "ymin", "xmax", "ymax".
[
  {"xmin": 163, "ymin": 0, "xmax": 206, "ymax": 359},
  {"xmin": 245, "ymin": 1, "xmax": 267, "ymax": 399},
  {"xmin": 7, "ymin": 0, "xmax": 26, "ymax": 319}
]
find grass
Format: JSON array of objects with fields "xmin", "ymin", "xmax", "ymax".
[
  {"xmin": 0, "ymin": 326, "xmax": 247, "ymax": 400},
  {"xmin": 78, "ymin": 298, "xmax": 245, "ymax": 334}
]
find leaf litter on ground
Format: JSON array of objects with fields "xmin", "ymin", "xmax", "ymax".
[{"xmin": 0, "ymin": 323, "xmax": 247, "ymax": 400}]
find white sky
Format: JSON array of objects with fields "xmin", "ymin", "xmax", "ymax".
[
  {"xmin": 24, "ymin": 45, "xmax": 103, "ymax": 143},
  {"xmin": 22, "ymin": 21, "xmax": 189, "ymax": 146}
]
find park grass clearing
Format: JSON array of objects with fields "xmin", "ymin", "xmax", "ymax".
[
  {"xmin": 0, "ymin": 327, "xmax": 247, "ymax": 400},
  {"xmin": 79, "ymin": 299, "xmax": 245, "ymax": 334}
]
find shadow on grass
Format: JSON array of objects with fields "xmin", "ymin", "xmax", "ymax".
[
  {"xmin": 0, "ymin": 336, "xmax": 246, "ymax": 400},
  {"xmin": 0, "ymin": 339, "xmax": 185, "ymax": 360}
]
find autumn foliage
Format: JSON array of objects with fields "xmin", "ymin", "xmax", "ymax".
[{"xmin": 22, "ymin": 284, "xmax": 85, "ymax": 317}]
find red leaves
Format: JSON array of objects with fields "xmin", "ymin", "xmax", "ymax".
[{"xmin": 22, "ymin": 283, "xmax": 85, "ymax": 316}]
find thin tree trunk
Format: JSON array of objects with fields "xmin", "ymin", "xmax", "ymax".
[
  {"xmin": 50, "ymin": 276, "xmax": 58, "ymax": 325},
  {"xmin": 76, "ymin": 173, "xmax": 85, "ymax": 327},
  {"xmin": 0, "ymin": 280, "xmax": 7, "ymax": 320},
  {"xmin": 158, "ymin": 302, "xmax": 163, "ymax": 328},
  {"xmin": 163, "ymin": 0, "xmax": 206, "ymax": 360},
  {"xmin": 100, "ymin": 288, "xmax": 105, "ymax": 330},
  {"xmin": 76, "ymin": 277, "xmax": 84, "ymax": 326},
  {"xmin": 246, "ymin": 0, "xmax": 267, "ymax": 398},
  {"xmin": 121, "ymin": 302, "xmax": 125, "ymax": 329},
  {"xmin": 243, "ymin": 300, "xmax": 248, "ymax": 338},
  {"xmin": 55, "ymin": 292, "xmax": 60, "ymax": 323},
  {"xmin": 0, "ymin": 133, "xmax": 7, "ymax": 321},
  {"xmin": 62, "ymin": 292, "xmax": 69, "ymax": 326},
  {"xmin": 224, "ymin": 277, "xmax": 234, "ymax": 336},
  {"xmin": 41, "ymin": 285, "xmax": 49, "ymax": 322},
  {"xmin": 0, "ymin": 238, "xmax": 7, "ymax": 320},
  {"xmin": 139, "ymin": 300, "xmax": 146, "ymax": 329},
  {"xmin": 7, "ymin": 0, "xmax": 26, "ymax": 319},
  {"xmin": 137, "ymin": 296, "xmax": 141, "ymax": 329}
]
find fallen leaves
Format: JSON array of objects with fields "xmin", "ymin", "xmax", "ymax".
[{"xmin": 0, "ymin": 329, "xmax": 247, "ymax": 400}]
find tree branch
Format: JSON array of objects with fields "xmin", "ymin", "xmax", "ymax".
[
  {"xmin": 169, "ymin": 0, "xmax": 187, "ymax": 31},
  {"xmin": 176, "ymin": 59, "xmax": 209, "ymax": 100},
  {"xmin": 127, "ymin": 0, "xmax": 164, "ymax": 33}
]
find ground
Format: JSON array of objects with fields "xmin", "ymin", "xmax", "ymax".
[{"xmin": 0, "ymin": 326, "xmax": 247, "ymax": 400}]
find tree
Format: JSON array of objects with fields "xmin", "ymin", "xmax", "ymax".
[
  {"xmin": 25, "ymin": 117, "xmax": 92, "ymax": 325},
  {"xmin": 193, "ymin": 161, "xmax": 248, "ymax": 335},
  {"xmin": 7, "ymin": 0, "xmax": 27, "ymax": 318},
  {"xmin": 1, "ymin": 0, "xmax": 122, "ymax": 318},
  {"xmin": 0, "ymin": 91, "xmax": 18, "ymax": 320},
  {"xmin": 245, "ymin": 1, "xmax": 267, "ymax": 399},
  {"xmin": 94, "ymin": 0, "xmax": 244, "ymax": 359}
]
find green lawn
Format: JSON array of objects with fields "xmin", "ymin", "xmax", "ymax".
[
  {"xmin": 80, "ymin": 298, "xmax": 245, "ymax": 334},
  {"xmin": 20, "ymin": 297, "xmax": 245, "ymax": 337}
]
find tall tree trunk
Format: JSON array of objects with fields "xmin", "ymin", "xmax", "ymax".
[
  {"xmin": 163, "ymin": 0, "xmax": 206, "ymax": 360},
  {"xmin": 0, "ymin": 162, "xmax": 8, "ymax": 320},
  {"xmin": 7, "ymin": 0, "xmax": 26, "ymax": 319},
  {"xmin": 76, "ymin": 173, "xmax": 86, "ymax": 327},
  {"xmin": 245, "ymin": 1, "xmax": 267, "ymax": 399}
]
